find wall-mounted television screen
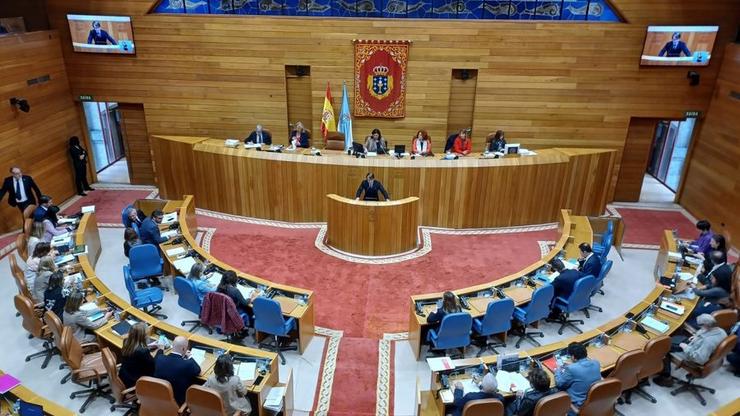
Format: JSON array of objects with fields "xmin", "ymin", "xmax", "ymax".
[
  {"xmin": 641, "ymin": 26, "xmax": 718, "ymax": 66},
  {"xmin": 67, "ymin": 14, "xmax": 135, "ymax": 55}
]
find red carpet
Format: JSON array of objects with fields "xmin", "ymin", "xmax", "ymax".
[
  {"xmin": 615, "ymin": 207, "xmax": 697, "ymax": 246},
  {"xmin": 61, "ymin": 188, "xmax": 155, "ymax": 224}
]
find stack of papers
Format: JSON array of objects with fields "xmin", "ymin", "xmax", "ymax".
[
  {"xmin": 54, "ymin": 254, "xmax": 75, "ymax": 266},
  {"xmin": 65, "ymin": 272, "xmax": 83, "ymax": 287},
  {"xmin": 545, "ymin": 271, "xmax": 559, "ymax": 282},
  {"xmin": 495, "ymin": 371, "xmax": 531, "ymax": 393},
  {"xmin": 206, "ymin": 272, "xmax": 222, "ymax": 287},
  {"xmin": 166, "ymin": 247, "xmax": 186, "ymax": 257},
  {"xmin": 161, "ymin": 230, "xmax": 178, "ymax": 239},
  {"xmin": 460, "ymin": 379, "xmax": 480, "ymax": 395},
  {"xmin": 173, "ymin": 257, "xmax": 197, "ymax": 275},
  {"xmin": 236, "ymin": 285, "xmax": 257, "ymax": 300},
  {"xmin": 234, "ymin": 362, "xmax": 256, "ymax": 381},
  {"xmin": 641, "ymin": 316, "xmax": 670, "ymax": 333},
  {"xmin": 190, "ymin": 348, "xmax": 207, "ymax": 366},
  {"xmin": 426, "ymin": 357, "xmax": 455, "ymax": 372},
  {"xmin": 224, "ymin": 139, "xmax": 240, "ymax": 148},
  {"xmin": 58, "ymin": 217, "xmax": 78, "ymax": 226},
  {"xmin": 162, "ymin": 212, "xmax": 178, "ymax": 224},
  {"xmin": 562, "ymin": 260, "xmax": 579, "ymax": 270},
  {"xmin": 264, "ymin": 386, "xmax": 286, "ymax": 412}
]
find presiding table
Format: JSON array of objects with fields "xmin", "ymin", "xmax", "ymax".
[
  {"xmin": 326, "ymin": 194, "xmax": 420, "ymax": 256},
  {"xmin": 151, "ymin": 135, "xmax": 616, "ymax": 229}
]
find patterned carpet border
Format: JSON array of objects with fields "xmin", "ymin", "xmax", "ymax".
[{"xmin": 314, "ymin": 326, "xmax": 343, "ymax": 416}]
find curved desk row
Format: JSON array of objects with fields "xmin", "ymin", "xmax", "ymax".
[
  {"xmin": 408, "ymin": 209, "xmax": 593, "ymax": 359},
  {"xmin": 71, "ymin": 212, "xmax": 291, "ymax": 416},
  {"xmin": 418, "ymin": 230, "xmax": 700, "ymax": 415},
  {"xmin": 151, "ymin": 135, "xmax": 616, "ymax": 229},
  {"xmin": 0, "ymin": 370, "xmax": 74, "ymax": 416}
]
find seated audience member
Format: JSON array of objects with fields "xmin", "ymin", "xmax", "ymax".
[
  {"xmin": 24, "ymin": 242, "xmax": 53, "ymax": 294},
  {"xmin": 43, "ymin": 271, "xmax": 67, "ymax": 322},
  {"xmin": 411, "ymin": 130, "xmax": 433, "ymax": 156},
  {"xmin": 451, "ymin": 372, "xmax": 503, "ymax": 416},
  {"xmin": 245, "ymin": 124, "xmax": 272, "ymax": 145},
  {"xmin": 364, "ymin": 128, "xmax": 388, "ymax": 154},
  {"xmin": 32, "ymin": 195, "xmax": 53, "ymax": 222},
  {"xmin": 153, "ymin": 335, "xmax": 201, "ymax": 405},
  {"xmin": 426, "ymin": 291, "xmax": 462, "ymax": 327},
  {"xmin": 653, "ymin": 313, "xmax": 727, "ymax": 386},
  {"xmin": 42, "ymin": 205, "xmax": 68, "ymax": 242},
  {"xmin": 27, "ymin": 221, "xmax": 45, "ymax": 258},
  {"xmin": 577, "ymin": 243, "xmax": 601, "ymax": 278},
  {"xmin": 139, "ymin": 209, "xmax": 170, "ymax": 245},
  {"xmin": 119, "ymin": 323, "xmax": 156, "ymax": 388},
  {"xmin": 217, "ymin": 270, "xmax": 258, "ymax": 318},
  {"xmin": 188, "ymin": 262, "xmax": 215, "ymax": 302},
  {"xmin": 505, "ymin": 366, "xmax": 556, "ymax": 416},
  {"xmin": 555, "ymin": 342, "xmax": 602, "ymax": 407},
  {"xmin": 123, "ymin": 207, "xmax": 144, "ymax": 230},
  {"xmin": 727, "ymin": 322, "xmax": 740, "ymax": 377},
  {"xmin": 687, "ymin": 219, "xmax": 713, "ymax": 255},
  {"xmin": 686, "ymin": 251, "xmax": 733, "ymax": 325},
  {"xmin": 33, "ymin": 256, "xmax": 56, "ymax": 302},
  {"xmin": 698, "ymin": 245, "xmax": 731, "ymax": 286},
  {"xmin": 355, "ymin": 172, "xmax": 390, "ymax": 201},
  {"xmin": 696, "ymin": 234, "xmax": 726, "ymax": 278},
  {"xmin": 204, "ymin": 354, "xmax": 253, "ymax": 415},
  {"xmin": 63, "ymin": 291, "xmax": 112, "ymax": 343},
  {"xmin": 288, "ymin": 121, "xmax": 310, "ymax": 148},
  {"xmin": 452, "ymin": 128, "xmax": 472, "ymax": 156},
  {"xmin": 123, "ymin": 227, "xmax": 141, "ymax": 258},
  {"xmin": 488, "ymin": 130, "xmax": 507, "ymax": 153}
]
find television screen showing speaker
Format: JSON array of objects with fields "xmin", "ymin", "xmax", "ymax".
[
  {"xmin": 67, "ymin": 14, "xmax": 135, "ymax": 54},
  {"xmin": 641, "ymin": 26, "xmax": 718, "ymax": 66}
]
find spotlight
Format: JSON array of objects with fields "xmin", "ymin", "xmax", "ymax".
[{"xmin": 9, "ymin": 97, "xmax": 30, "ymax": 113}]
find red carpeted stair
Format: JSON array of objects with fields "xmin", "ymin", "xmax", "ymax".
[
  {"xmin": 615, "ymin": 207, "xmax": 697, "ymax": 246},
  {"xmin": 62, "ymin": 188, "xmax": 154, "ymax": 223}
]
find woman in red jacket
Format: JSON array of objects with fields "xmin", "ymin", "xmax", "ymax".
[{"xmin": 452, "ymin": 128, "xmax": 472, "ymax": 156}]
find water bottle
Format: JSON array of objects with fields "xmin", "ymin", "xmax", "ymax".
[{"xmin": 13, "ymin": 399, "xmax": 20, "ymax": 413}]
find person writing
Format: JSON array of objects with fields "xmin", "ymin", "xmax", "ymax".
[
  {"xmin": 69, "ymin": 136, "xmax": 94, "ymax": 196},
  {"xmin": 505, "ymin": 366, "xmax": 556, "ymax": 416},
  {"xmin": 288, "ymin": 121, "xmax": 310, "ymax": 148},
  {"xmin": 355, "ymin": 173, "xmax": 390, "ymax": 201},
  {"xmin": 451, "ymin": 372, "xmax": 503, "ymax": 416},
  {"xmin": 0, "ymin": 166, "xmax": 43, "ymax": 215},
  {"xmin": 488, "ymin": 130, "xmax": 507, "ymax": 153},
  {"xmin": 411, "ymin": 130, "xmax": 433, "ymax": 156},
  {"xmin": 555, "ymin": 342, "xmax": 601, "ymax": 407},
  {"xmin": 452, "ymin": 128, "xmax": 472, "ymax": 156},
  {"xmin": 118, "ymin": 323, "xmax": 156, "ymax": 388},
  {"xmin": 364, "ymin": 128, "xmax": 387, "ymax": 154},
  {"xmin": 245, "ymin": 124, "xmax": 271, "ymax": 145},
  {"xmin": 87, "ymin": 21, "xmax": 117, "ymax": 45},
  {"xmin": 658, "ymin": 32, "xmax": 691, "ymax": 57},
  {"xmin": 204, "ymin": 354, "xmax": 253, "ymax": 415},
  {"xmin": 153, "ymin": 336, "xmax": 201, "ymax": 405}
]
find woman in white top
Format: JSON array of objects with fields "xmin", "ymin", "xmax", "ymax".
[
  {"xmin": 33, "ymin": 255, "xmax": 56, "ymax": 302},
  {"xmin": 27, "ymin": 221, "xmax": 45, "ymax": 259},
  {"xmin": 204, "ymin": 355, "xmax": 252, "ymax": 415},
  {"xmin": 24, "ymin": 242, "xmax": 53, "ymax": 295}
]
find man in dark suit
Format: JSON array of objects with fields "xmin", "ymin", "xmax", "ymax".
[
  {"xmin": 550, "ymin": 259, "xmax": 583, "ymax": 300},
  {"xmin": 355, "ymin": 173, "xmax": 390, "ymax": 201},
  {"xmin": 33, "ymin": 195, "xmax": 53, "ymax": 222},
  {"xmin": 139, "ymin": 209, "xmax": 170, "ymax": 245},
  {"xmin": 577, "ymin": 243, "xmax": 602, "ymax": 278},
  {"xmin": 451, "ymin": 372, "xmax": 504, "ymax": 416},
  {"xmin": 245, "ymin": 124, "xmax": 272, "ymax": 145},
  {"xmin": 0, "ymin": 167, "xmax": 43, "ymax": 214},
  {"xmin": 153, "ymin": 336, "xmax": 200, "ymax": 405}
]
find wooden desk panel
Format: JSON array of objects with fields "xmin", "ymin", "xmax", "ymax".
[{"xmin": 151, "ymin": 136, "xmax": 615, "ymax": 229}]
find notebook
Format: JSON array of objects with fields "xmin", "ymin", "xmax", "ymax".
[
  {"xmin": 495, "ymin": 370, "xmax": 532, "ymax": 393},
  {"xmin": 641, "ymin": 316, "xmax": 670, "ymax": 333},
  {"xmin": 111, "ymin": 321, "xmax": 132, "ymax": 337},
  {"xmin": 235, "ymin": 362, "xmax": 256, "ymax": 381},
  {"xmin": 0, "ymin": 374, "xmax": 21, "ymax": 393},
  {"xmin": 190, "ymin": 348, "xmax": 207, "ymax": 366}
]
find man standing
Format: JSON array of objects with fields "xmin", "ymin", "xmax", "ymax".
[
  {"xmin": 245, "ymin": 124, "xmax": 272, "ymax": 145},
  {"xmin": 153, "ymin": 336, "xmax": 201, "ymax": 405},
  {"xmin": 355, "ymin": 173, "xmax": 390, "ymax": 201},
  {"xmin": 0, "ymin": 167, "xmax": 43, "ymax": 214}
]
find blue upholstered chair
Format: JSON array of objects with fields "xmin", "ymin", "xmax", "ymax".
[
  {"xmin": 173, "ymin": 277, "xmax": 211, "ymax": 334},
  {"xmin": 512, "ymin": 284, "xmax": 554, "ymax": 348},
  {"xmin": 253, "ymin": 297, "xmax": 297, "ymax": 365},
  {"xmin": 593, "ymin": 232, "xmax": 613, "ymax": 263},
  {"xmin": 427, "ymin": 312, "xmax": 472, "ymax": 358},
  {"xmin": 123, "ymin": 265, "xmax": 167, "ymax": 319},
  {"xmin": 549, "ymin": 275, "xmax": 596, "ymax": 335},
  {"xmin": 588, "ymin": 260, "xmax": 613, "ymax": 313},
  {"xmin": 128, "ymin": 244, "xmax": 163, "ymax": 284},
  {"xmin": 473, "ymin": 297, "xmax": 515, "ymax": 357}
]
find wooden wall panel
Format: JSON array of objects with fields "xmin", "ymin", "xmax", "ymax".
[
  {"xmin": 118, "ymin": 103, "xmax": 155, "ymax": 185},
  {"xmin": 0, "ymin": 31, "xmax": 82, "ymax": 233},
  {"xmin": 679, "ymin": 44, "xmax": 740, "ymax": 243},
  {"xmin": 43, "ymin": 0, "xmax": 740, "ymax": 202},
  {"xmin": 446, "ymin": 71, "xmax": 477, "ymax": 135},
  {"xmin": 285, "ymin": 74, "xmax": 313, "ymax": 142},
  {"xmin": 613, "ymin": 118, "xmax": 660, "ymax": 202}
]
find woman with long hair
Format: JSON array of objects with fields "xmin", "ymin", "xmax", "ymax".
[
  {"xmin": 289, "ymin": 121, "xmax": 309, "ymax": 148},
  {"xmin": 204, "ymin": 354, "xmax": 252, "ymax": 415},
  {"xmin": 426, "ymin": 291, "xmax": 462, "ymax": 325},
  {"xmin": 33, "ymin": 255, "xmax": 56, "ymax": 302},
  {"xmin": 27, "ymin": 221, "xmax": 45, "ymax": 258},
  {"xmin": 43, "ymin": 270, "xmax": 67, "ymax": 322},
  {"xmin": 123, "ymin": 227, "xmax": 141, "ymax": 258},
  {"xmin": 188, "ymin": 262, "xmax": 215, "ymax": 302},
  {"xmin": 24, "ymin": 242, "xmax": 53, "ymax": 294},
  {"xmin": 412, "ymin": 130, "xmax": 433, "ymax": 156},
  {"xmin": 364, "ymin": 128, "xmax": 388, "ymax": 154},
  {"xmin": 63, "ymin": 291, "xmax": 111, "ymax": 343},
  {"xmin": 69, "ymin": 136, "xmax": 94, "ymax": 196},
  {"xmin": 119, "ymin": 323, "xmax": 155, "ymax": 388}
]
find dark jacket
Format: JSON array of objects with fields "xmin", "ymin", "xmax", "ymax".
[
  {"xmin": 659, "ymin": 40, "xmax": 691, "ymax": 57},
  {"xmin": 0, "ymin": 175, "xmax": 42, "ymax": 207},
  {"xmin": 579, "ymin": 254, "xmax": 602, "ymax": 278},
  {"xmin": 289, "ymin": 130, "xmax": 310, "ymax": 148},
  {"xmin": 505, "ymin": 388, "xmax": 556, "ymax": 416},
  {"xmin": 139, "ymin": 217, "xmax": 166, "ymax": 245},
  {"xmin": 452, "ymin": 389, "xmax": 504, "ymax": 416},
  {"xmin": 119, "ymin": 347, "xmax": 155, "ymax": 388},
  {"xmin": 355, "ymin": 180, "xmax": 389, "ymax": 201},
  {"xmin": 218, "ymin": 285, "xmax": 251, "ymax": 313},
  {"xmin": 246, "ymin": 130, "xmax": 272, "ymax": 145},
  {"xmin": 153, "ymin": 350, "xmax": 200, "ymax": 405},
  {"xmin": 87, "ymin": 29, "xmax": 117, "ymax": 45},
  {"xmin": 70, "ymin": 145, "xmax": 88, "ymax": 168},
  {"xmin": 489, "ymin": 137, "xmax": 507, "ymax": 152},
  {"xmin": 43, "ymin": 287, "xmax": 67, "ymax": 322},
  {"xmin": 552, "ymin": 269, "xmax": 583, "ymax": 300}
]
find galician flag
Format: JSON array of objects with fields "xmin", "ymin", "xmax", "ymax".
[
  {"xmin": 320, "ymin": 82, "xmax": 336, "ymax": 141},
  {"xmin": 337, "ymin": 81, "xmax": 353, "ymax": 151}
]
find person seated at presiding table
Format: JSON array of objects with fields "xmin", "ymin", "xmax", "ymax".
[
  {"xmin": 577, "ymin": 243, "xmax": 601, "ymax": 278},
  {"xmin": 188, "ymin": 262, "xmax": 215, "ymax": 302},
  {"xmin": 364, "ymin": 128, "xmax": 388, "ymax": 154},
  {"xmin": 426, "ymin": 291, "xmax": 462, "ymax": 327},
  {"xmin": 245, "ymin": 124, "xmax": 272, "ymax": 145},
  {"xmin": 653, "ymin": 313, "xmax": 727, "ymax": 387},
  {"xmin": 204, "ymin": 354, "xmax": 253, "ymax": 415},
  {"xmin": 288, "ymin": 121, "xmax": 310, "ymax": 148},
  {"xmin": 63, "ymin": 291, "xmax": 112, "ymax": 343},
  {"xmin": 451, "ymin": 371, "xmax": 504, "ymax": 416},
  {"xmin": 487, "ymin": 130, "xmax": 507, "ymax": 153},
  {"xmin": 43, "ymin": 271, "xmax": 67, "ymax": 322},
  {"xmin": 153, "ymin": 335, "xmax": 201, "ymax": 406},
  {"xmin": 411, "ymin": 129, "xmax": 433, "ymax": 156},
  {"xmin": 123, "ymin": 227, "xmax": 141, "ymax": 258},
  {"xmin": 452, "ymin": 128, "xmax": 473, "ymax": 156},
  {"xmin": 139, "ymin": 209, "xmax": 171, "ymax": 245},
  {"xmin": 355, "ymin": 173, "xmax": 390, "ymax": 201},
  {"xmin": 505, "ymin": 366, "xmax": 556, "ymax": 416},
  {"xmin": 119, "ymin": 322, "xmax": 156, "ymax": 389},
  {"xmin": 555, "ymin": 342, "xmax": 602, "ymax": 407}
]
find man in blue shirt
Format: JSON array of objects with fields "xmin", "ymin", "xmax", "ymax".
[
  {"xmin": 555, "ymin": 342, "xmax": 602, "ymax": 407},
  {"xmin": 139, "ymin": 209, "xmax": 170, "ymax": 245}
]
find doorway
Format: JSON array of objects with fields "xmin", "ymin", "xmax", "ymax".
[
  {"xmin": 646, "ymin": 118, "xmax": 696, "ymax": 192},
  {"xmin": 82, "ymin": 101, "xmax": 130, "ymax": 183}
]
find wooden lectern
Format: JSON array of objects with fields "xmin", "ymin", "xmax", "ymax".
[{"xmin": 325, "ymin": 194, "xmax": 420, "ymax": 256}]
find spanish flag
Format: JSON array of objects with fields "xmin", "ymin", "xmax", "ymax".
[{"xmin": 321, "ymin": 82, "xmax": 336, "ymax": 141}]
